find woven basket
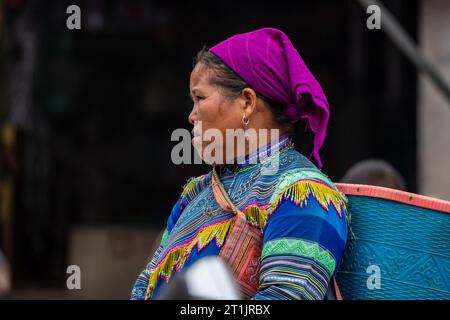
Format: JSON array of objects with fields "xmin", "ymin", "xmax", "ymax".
[{"xmin": 335, "ymin": 184, "xmax": 450, "ymax": 300}]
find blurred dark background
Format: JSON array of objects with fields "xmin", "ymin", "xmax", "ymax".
[{"xmin": 0, "ymin": 0, "xmax": 430, "ymax": 298}]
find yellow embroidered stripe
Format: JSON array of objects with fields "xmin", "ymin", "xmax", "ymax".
[
  {"xmin": 242, "ymin": 205, "xmax": 269, "ymax": 231},
  {"xmin": 181, "ymin": 175, "xmax": 203, "ymax": 197},
  {"xmin": 145, "ymin": 217, "xmax": 235, "ymax": 299},
  {"xmin": 268, "ymin": 179, "xmax": 347, "ymax": 218},
  {"xmin": 238, "ymin": 180, "xmax": 347, "ymax": 233}
]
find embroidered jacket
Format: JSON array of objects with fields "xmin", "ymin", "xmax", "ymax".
[{"xmin": 131, "ymin": 135, "xmax": 348, "ymax": 300}]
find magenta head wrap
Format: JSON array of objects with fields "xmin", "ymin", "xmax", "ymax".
[{"xmin": 209, "ymin": 27, "xmax": 330, "ymax": 168}]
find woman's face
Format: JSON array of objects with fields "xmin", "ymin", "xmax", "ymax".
[{"xmin": 189, "ymin": 63, "xmax": 244, "ymax": 164}]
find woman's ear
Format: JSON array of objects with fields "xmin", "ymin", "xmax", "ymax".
[{"xmin": 241, "ymin": 88, "xmax": 257, "ymax": 117}]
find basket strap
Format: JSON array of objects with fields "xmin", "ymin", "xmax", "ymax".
[
  {"xmin": 211, "ymin": 166, "xmax": 246, "ymax": 219},
  {"xmin": 333, "ymin": 277, "xmax": 343, "ymax": 300}
]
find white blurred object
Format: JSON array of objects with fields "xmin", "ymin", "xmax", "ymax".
[
  {"xmin": 156, "ymin": 256, "xmax": 241, "ymax": 300},
  {"xmin": 185, "ymin": 256, "xmax": 240, "ymax": 300}
]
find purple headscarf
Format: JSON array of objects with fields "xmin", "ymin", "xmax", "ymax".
[{"xmin": 209, "ymin": 27, "xmax": 330, "ymax": 168}]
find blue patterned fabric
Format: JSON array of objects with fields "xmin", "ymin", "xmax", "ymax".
[
  {"xmin": 337, "ymin": 195, "xmax": 450, "ymax": 300},
  {"xmin": 131, "ymin": 135, "xmax": 348, "ymax": 300},
  {"xmin": 254, "ymin": 198, "xmax": 347, "ymax": 300}
]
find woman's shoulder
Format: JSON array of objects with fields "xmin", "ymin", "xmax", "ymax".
[
  {"xmin": 273, "ymin": 148, "xmax": 339, "ymax": 188},
  {"xmin": 265, "ymin": 148, "xmax": 348, "ymax": 217},
  {"xmin": 179, "ymin": 172, "xmax": 211, "ymax": 206},
  {"xmin": 165, "ymin": 172, "xmax": 211, "ymax": 231}
]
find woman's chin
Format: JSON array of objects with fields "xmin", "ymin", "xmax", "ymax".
[
  {"xmin": 193, "ymin": 147, "xmax": 226, "ymax": 166},
  {"xmin": 194, "ymin": 149, "xmax": 213, "ymax": 165},
  {"xmin": 192, "ymin": 138, "xmax": 202, "ymax": 153}
]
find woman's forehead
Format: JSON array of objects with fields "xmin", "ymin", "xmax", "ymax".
[{"xmin": 190, "ymin": 64, "xmax": 211, "ymax": 89}]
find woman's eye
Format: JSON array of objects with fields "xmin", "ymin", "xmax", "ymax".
[{"xmin": 196, "ymin": 96, "xmax": 204, "ymax": 100}]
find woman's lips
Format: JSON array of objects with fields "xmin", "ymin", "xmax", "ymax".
[
  {"xmin": 191, "ymin": 127, "xmax": 202, "ymax": 146},
  {"xmin": 192, "ymin": 127, "xmax": 202, "ymax": 136},
  {"xmin": 192, "ymin": 136, "xmax": 202, "ymax": 150},
  {"xmin": 191, "ymin": 130, "xmax": 201, "ymax": 146}
]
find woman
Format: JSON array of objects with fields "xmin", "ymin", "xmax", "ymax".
[{"xmin": 131, "ymin": 28, "xmax": 348, "ymax": 300}]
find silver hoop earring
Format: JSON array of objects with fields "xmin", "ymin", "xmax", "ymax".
[
  {"xmin": 242, "ymin": 114, "xmax": 250, "ymax": 126},
  {"xmin": 242, "ymin": 114, "xmax": 250, "ymax": 141}
]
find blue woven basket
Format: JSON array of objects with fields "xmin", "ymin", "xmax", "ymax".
[{"xmin": 335, "ymin": 184, "xmax": 450, "ymax": 300}]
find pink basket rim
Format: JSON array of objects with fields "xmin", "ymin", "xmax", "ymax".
[{"xmin": 335, "ymin": 183, "xmax": 450, "ymax": 214}]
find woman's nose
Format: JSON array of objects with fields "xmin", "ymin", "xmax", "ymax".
[{"xmin": 188, "ymin": 106, "xmax": 198, "ymax": 125}]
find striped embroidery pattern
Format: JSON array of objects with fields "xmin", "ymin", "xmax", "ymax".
[
  {"xmin": 262, "ymin": 238, "xmax": 337, "ymax": 276},
  {"xmin": 160, "ymin": 229, "xmax": 170, "ymax": 247},
  {"xmin": 180, "ymin": 174, "xmax": 207, "ymax": 206},
  {"xmin": 258, "ymin": 254, "xmax": 332, "ymax": 300},
  {"xmin": 256, "ymin": 238, "xmax": 336, "ymax": 299},
  {"xmin": 131, "ymin": 269, "xmax": 151, "ymax": 300}
]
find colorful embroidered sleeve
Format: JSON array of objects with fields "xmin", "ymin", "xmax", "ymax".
[
  {"xmin": 130, "ymin": 195, "xmax": 184, "ymax": 300},
  {"xmin": 252, "ymin": 177, "xmax": 348, "ymax": 300}
]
